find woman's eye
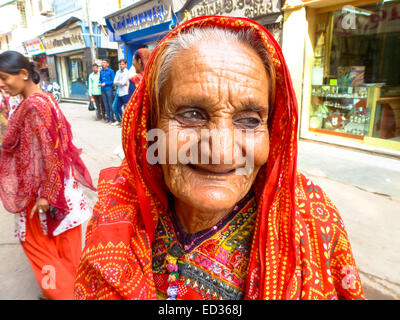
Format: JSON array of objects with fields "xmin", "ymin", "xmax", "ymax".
[
  {"xmin": 177, "ymin": 110, "xmax": 206, "ymax": 122},
  {"xmin": 234, "ymin": 117, "xmax": 261, "ymax": 128}
]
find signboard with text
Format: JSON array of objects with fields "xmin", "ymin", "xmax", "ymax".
[
  {"xmin": 182, "ymin": 0, "xmax": 281, "ymax": 21},
  {"xmin": 43, "ymin": 26, "xmax": 86, "ymax": 55},
  {"xmin": 24, "ymin": 38, "xmax": 46, "ymax": 56},
  {"xmin": 108, "ymin": 0, "xmax": 172, "ymax": 37}
]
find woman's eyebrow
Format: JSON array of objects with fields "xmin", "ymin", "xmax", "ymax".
[
  {"xmin": 172, "ymin": 94, "xmax": 216, "ymax": 108},
  {"xmin": 171, "ymin": 95, "xmax": 269, "ymax": 114},
  {"xmin": 238, "ymin": 101, "xmax": 269, "ymax": 113},
  {"xmin": 174, "ymin": 104, "xmax": 206, "ymax": 112}
]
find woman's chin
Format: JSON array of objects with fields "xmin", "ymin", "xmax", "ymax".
[{"xmin": 179, "ymin": 187, "xmax": 243, "ymax": 214}]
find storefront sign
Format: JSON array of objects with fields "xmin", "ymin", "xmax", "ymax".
[
  {"xmin": 24, "ymin": 38, "xmax": 46, "ymax": 56},
  {"xmin": 42, "ymin": 26, "xmax": 86, "ymax": 55},
  {"xmin": 108, "ymin": 0, "xmax": 172, "ymax": 37},
  {"xmin": 184, "ymin": 0, "xmax": 281, "ymax": 21}
]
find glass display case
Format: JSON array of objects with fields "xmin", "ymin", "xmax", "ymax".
[
  {"xmin": 305, "ymin": 1, "xmax": 400, "ymax": 151},
  {"xmin": 309, "ymin": 84, "xmax": 380, "ymax": 138}
]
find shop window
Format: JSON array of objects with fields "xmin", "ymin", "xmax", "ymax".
[
  {"xmin": 66, "ymin": 54, "xmax": 88, "ymax": 99},
  {"xmin": 310, "ymin": 0, "xmax": 400, "ymax": 145}
]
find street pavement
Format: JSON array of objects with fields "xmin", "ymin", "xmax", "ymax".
[{"xmin": 0, "ymin": 101, "xmax": 399, "ymax": 300}]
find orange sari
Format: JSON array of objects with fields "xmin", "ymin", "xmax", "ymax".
[{"xmin": 74, "ymin": 16, "xmax": 364, "ymax": 300}]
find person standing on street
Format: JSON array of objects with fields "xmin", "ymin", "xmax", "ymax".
[
  {"xmin": 111, "ymin": 71, "xmax": 120, "ymax": 126},
  {"xmin": 113, "ymin": 59, "xmax": 130, "ymax": 126},
  {"xmin": 99, "ymin": 59, "xmax": 115, "ymax": 123},
  {"xmin": 128, "ymin": 48, "xmax": 151, "ymax": 97},
  {"xmin": 0, "ymin": 51, "xmax": 96, "ymax": 300},
  {"xmin": 88, "ymin": 63, "xmax": 104, "ymax": 120}
]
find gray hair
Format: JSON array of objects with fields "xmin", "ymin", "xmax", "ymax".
[{"xmin": 151, "ymin": 26, "xmax": 276, "ymax": 126}]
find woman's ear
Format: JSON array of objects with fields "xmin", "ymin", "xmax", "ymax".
[{"xmin": 20, "ymin": 68, "xmax": 29, "ymax": 81}]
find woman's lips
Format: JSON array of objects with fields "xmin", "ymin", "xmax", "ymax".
[{"xmin": 187, "ymin": 164, "xmax": 241, "ymax": 176}]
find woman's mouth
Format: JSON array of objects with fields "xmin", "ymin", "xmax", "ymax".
[{"xmin": 187, "ymin": 164, "xmax": 240, "ymax": 176}]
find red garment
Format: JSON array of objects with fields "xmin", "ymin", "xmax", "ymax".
[
  {"xmin": 0, "ymin": 91, "xmax": 95, "ymax": 234},
  {"xmin": 74, "ymin": 16, "xmax": 364, "ymax": 300},
  {"xmin": 21, "ymin": 202, "xmax": 82, "ymax": 300},
  {"xmin": 129, "ymin": 73, "xmax": 143, "ymax": 87}
]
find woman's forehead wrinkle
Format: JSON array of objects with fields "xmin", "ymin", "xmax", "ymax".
[{"xmin": 168, "ymin": 43, "xmax": 269, "ymax": 114}]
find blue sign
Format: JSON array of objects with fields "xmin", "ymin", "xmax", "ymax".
[{"xmin": 112, "ymin": 3, "xmax": 168, "ymax": 32}]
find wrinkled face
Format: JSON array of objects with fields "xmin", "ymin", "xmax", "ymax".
[
  {"xmin": 0, "ymin": 70, "xmax": 28, "ymax": 96},
  {"xmin": 157, "ymin": 40, "xmax": 270, "ymax": 214}
]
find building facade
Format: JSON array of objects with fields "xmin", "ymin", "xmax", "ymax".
[
  {"xmin": 0, "ymin": 0, "xmax": 122, "ymax": 101},
  {"xmin": 38, "ymin": 0, "xmax": 120, "ymax": 100}
]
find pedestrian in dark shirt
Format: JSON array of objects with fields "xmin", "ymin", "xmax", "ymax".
[{"xmin": 99, "ymin": 59, "xmax": 115, "ymax": 123}]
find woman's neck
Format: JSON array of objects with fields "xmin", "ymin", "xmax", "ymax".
[
  {"xmin": 22, "ymin": 81, "xmax": 41, "ymax": 99},
  {"xmin": 174, "ymin": 199, "xmax": 233, "ymax": 234}
]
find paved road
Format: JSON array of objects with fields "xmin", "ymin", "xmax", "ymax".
[{"xmin": 0, "ymin": 102, "xmax": 399, "ymax": 299}]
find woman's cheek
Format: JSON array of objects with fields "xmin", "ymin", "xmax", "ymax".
[{"xmin": 252, "ymin": 130, "xmax": 270, "ymax": 167}]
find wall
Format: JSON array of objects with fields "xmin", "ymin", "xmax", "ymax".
[
  {"xmin": 281, "ymin": 6, "xmax": 307, "ymax": 111},
  {"xmin": 300, "ymin": 7, "xmax": 317, "ymax": 137}
]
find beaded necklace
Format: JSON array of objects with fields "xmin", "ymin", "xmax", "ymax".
[{"xmin": 164, "ymin": 192, "xmax": 253, "ymax": 300}]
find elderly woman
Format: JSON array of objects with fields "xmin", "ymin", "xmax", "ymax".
[{"xmin": 74, "ymin": 16, "xmax": 364, "ymax": 300}]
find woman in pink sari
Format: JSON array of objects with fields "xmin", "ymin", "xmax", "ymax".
[{"xmin": 0, "ymin": 51, "xmax": 95, "ymax": 299}]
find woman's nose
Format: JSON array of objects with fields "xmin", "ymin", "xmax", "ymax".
[{"xmin": 199, "ymin": 128, "xmax": 235, "ymax": 165}]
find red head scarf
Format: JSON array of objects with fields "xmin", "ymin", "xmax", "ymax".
[
  {"xmin": 74, "ymin": 16, "xmax": 364, "ymax": 300},
  {"xmin": 130, "ymin": 48, "xmax": 152, "ymax": 86}
]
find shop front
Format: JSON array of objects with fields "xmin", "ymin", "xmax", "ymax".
[
  {"xmin": 42, "ymin": 18, "xmax": 91, "ymax": 100},
  {"xmin": 105, "ymin": 0, "xmax": 177, "ymax": 68},
  {"xmin": 287, "ymin": 0, "xmax": 400, "ymax": 154},
  {"xmin": 41, "ymin": 17, "xmax": 118, "ymax": 101}
]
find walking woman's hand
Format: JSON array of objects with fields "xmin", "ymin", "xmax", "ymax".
[{"xmin": 30, "ymin": 198, "xmax": 50, "ymax": 219}]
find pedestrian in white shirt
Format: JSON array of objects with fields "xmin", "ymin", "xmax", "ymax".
[{"xmin": 113, "ymin": 59, "xmax": 130, "ymax": 126}]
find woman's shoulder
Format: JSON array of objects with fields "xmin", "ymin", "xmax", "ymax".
[
  {"xmin": 22, "ymin": 91, "xmax": 54, "ymax": 110},
  {"xmin": 17, "ymin": 92, "xmax": 54, "ymax": 121},
  {"xmin": 130, "ymin": 74, "xmax": 143, "ymax": 85},
  {"xmin": 84, "ymin": 163, "xmax": 140, "ymax": 241}
]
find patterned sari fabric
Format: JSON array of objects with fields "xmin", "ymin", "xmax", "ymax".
[
  {"xmin": 74, "ymin": 16, "xmax": 364, "ymax": 300},
  {"xmin": 0, "ymin": 91, "xmax": 95, "ymax": 234},
  {"xmin": 153, "ymin": 192, "xmax": 257, "ymax": 300}
]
